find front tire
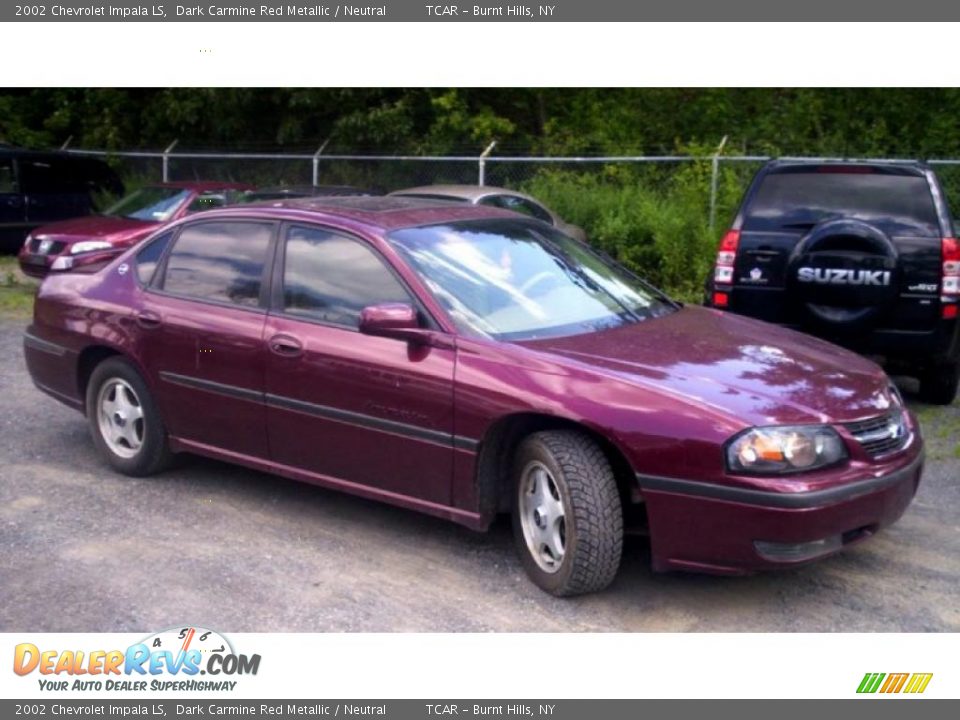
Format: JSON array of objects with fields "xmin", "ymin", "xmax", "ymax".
[
  {"xmin": 918, "ymin": 361, "xmax": 959, "ymax": 406},
  {"xmin": 86, "ymin": 357, "xmax": 172, "ymax": 476},
  {"xmin": 511, "ymin": 430, "xmax": 623, "ymax": 597}
]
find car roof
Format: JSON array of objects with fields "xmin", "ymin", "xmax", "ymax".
[
  {"xmin": 763, "ymin": 159, "xmax": 929, "ymax": 175},
  {"xmin": 188, "ymin": 195, "xmax": 526, "ymax": 232},
  {"xmin": 389, "ymin": 184, "xmax": 531, "ymax": 201},
  {"xmin": 153, "ymin": 181, "xmax": 254, "ymax": 191},
  {"xmin": 246, "ymin": 184, "xmax": 375, "ymax": 197},
  {"xmin": 0, "ymin": 146, "xmax": 112, "ymax": 165},
  {"xmin": 0, "ymin": 146, "xmax": 73, "ymax": 159}
]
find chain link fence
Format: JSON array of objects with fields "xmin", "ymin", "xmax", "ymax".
[
  {"xmin": 66, "ymin": 148, "xmax": 960, "ymax": 237},
  {"xmin": 56, "ymin": 147, "xmax": 960, "ymax": 301}
]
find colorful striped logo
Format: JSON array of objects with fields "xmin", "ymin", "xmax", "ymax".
[{"xmin": 857, "ymin": 672, "xmax": 933, "ymax": 694}]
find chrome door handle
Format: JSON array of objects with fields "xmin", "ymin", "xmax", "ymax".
[
  {"xmin": 135, "ymin": 310, "xmax": 162, "ymax": 329},
  {"xmin": 268, "ymin": 334, "xmax": 303, "ymax": 357}
]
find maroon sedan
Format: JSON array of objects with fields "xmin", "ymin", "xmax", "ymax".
[
  {"xmin": 17, "ymin": 181, "xmax": 251, "ymax": 279},
  {"xmin": 23, "ymin": 197, "xmax": 924, "ymax": 596}
]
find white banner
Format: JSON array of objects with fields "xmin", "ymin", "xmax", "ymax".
[{"xmin": 1, "ymin": 632, "xmax": 954, "ymax": 700}]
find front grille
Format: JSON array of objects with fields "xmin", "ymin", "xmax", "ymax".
[
  {"xmin": 28, "ymin": 238, "xmax": 65, "ymax": 255},
  {"xmin": 844, "ymin": 411, "xmax": 909, "ymax": 458}
]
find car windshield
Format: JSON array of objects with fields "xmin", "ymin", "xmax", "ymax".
[
  {"xmin": 389, "ymin": 219, "xmax": 676, "ymax": 341},
  {"xmin": 104, "ymin": 186, "xmax": 192, "ymax": 222}
]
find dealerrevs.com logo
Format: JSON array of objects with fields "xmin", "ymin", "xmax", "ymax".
[{"xmin": 13, "ymin": 626, "xmax": 261, "ymax": 693}]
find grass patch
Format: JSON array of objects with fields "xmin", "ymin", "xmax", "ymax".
[
  {"xmin": 0, "ymin": 256, "xmax": 36, "ymax": 319},
  {"xmin": 908, "ymin": 396, "xmax": 960, "ymax": 461}
]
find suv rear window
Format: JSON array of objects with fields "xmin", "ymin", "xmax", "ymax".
[{"xmin": 743, "ymin": 169, "xmax": 940, "ymax": 236}]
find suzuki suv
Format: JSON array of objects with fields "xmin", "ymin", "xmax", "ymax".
[{"xmin": 706, "ymin": 160, "xmax": 959, "ymax": 405}]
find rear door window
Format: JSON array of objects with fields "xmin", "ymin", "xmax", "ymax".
[
  {"xmin": 743, "ymin": 169, "xmax": 940, "ymax": 236},
  {"xmin": 160, "ymin": 221, "xmax": 273, "ymax": 308}
]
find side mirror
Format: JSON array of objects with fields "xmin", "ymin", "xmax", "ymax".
[{"xmin": 359, "ymin": 303, "xmax": 426, "ymax": 342}]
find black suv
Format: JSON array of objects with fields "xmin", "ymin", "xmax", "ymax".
[
  {"xmin": 705, "ymin": 160, "xmax": 959, "ymax": 404},
  {"xmin": 0, "ymin": 146, "xmax": 123, "ymax": 252}
]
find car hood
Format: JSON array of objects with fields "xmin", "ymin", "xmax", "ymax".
[
  {"xmin": 518, "ymin": 305, "xmax": 895, "ymax": 426},
  {"xmin": 31, "ymin": 215, "xmax": 156, "ymax": 244}
]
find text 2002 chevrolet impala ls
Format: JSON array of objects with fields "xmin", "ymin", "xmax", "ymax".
[{"xmin": 24, "ymin": 197, "xmax": 924, "ymax": 596}]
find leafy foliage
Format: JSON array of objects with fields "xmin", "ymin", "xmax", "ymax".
[
  {"xmin": 525, "ymin": 164, "xmax": 717, "ymax": 301},
  {"xmin": 6, "ymin": 88, "xmax": 960, "ymax": 157}
]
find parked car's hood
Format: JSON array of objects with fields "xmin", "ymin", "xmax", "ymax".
[
  {"xmin": 31, "ymin": 215, "xmax": 156, "ymax": 244},
  {"xmin": 518, "ymin": 305, "xmax": 895, "ymax": 426}
]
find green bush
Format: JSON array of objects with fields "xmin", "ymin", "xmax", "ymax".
[{"xmin": 523, "ymin": 161, "xmax": 732, "ymax": 303}]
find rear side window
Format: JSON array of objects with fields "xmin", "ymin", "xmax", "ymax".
[
  {"xmin": 161, "ymin": 222, "xmax": 273, "ymax": 308},
  {"xmin": 135, "ymin": 231, "xmax": 173, "ymax": 285},
  {"xmin": 281, "ymin": 226, "xmax": 411, "ymax": 328},
  {"xmin": 480, "ymin": 195, "xmax": 554, "ymax": 224},
  {"xmin": 743, "ymin": 170, "xmax": 940, "ymax": 236}
]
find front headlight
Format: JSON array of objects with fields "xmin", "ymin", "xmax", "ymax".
[
  {"xmin": 726, "ymin": 425, "xmax": 848, "ymax": 475},
  {"xmin": 70, "ymin": 240, "xmax": 113, "ymax": 255}
]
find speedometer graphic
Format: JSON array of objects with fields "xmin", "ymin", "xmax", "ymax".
[{"xmin": 139, "ymin": 626, "xmax": 234, "ymax": 661}]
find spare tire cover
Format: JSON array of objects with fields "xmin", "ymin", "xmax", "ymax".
[{"xmin": 786, "ymin": 219, "xmax": 899, "ymax": 331}]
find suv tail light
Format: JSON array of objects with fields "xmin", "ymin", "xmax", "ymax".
[
  {"xmin": 714, "ymin": 230, "xmax": 740, "ymax": 286},
  {"xmin": 943, "ymin": 237, "xmax": 959, "ymax": 319}
]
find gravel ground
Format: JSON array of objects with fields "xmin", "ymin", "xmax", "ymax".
[{"xmin": 0, "ymin": 314, "xmax": 958, "ymax": 632}]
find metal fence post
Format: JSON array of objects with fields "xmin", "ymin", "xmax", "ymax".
[
  {"xmin": 708, "ymin": 136, "xmax": 728, "ymax": 236},
  {"xmin": 478, "ymin": 141, "xmax": 497, "ymax": 186},
  {"xmin": 312, "ymin": 139, "xmax": 330, "ymax": 187},
  {"xmin": 161, "ymin": 139, "xmax": 179, "ymax": 182}
]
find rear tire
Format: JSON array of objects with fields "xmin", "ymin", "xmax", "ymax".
[
  {"xmin": 918, "ymin": 361, "xmax": 959, "ymax": 406},
  {"xmin": 511, "ymin": 430, "xmax": 623, "ymax": 597},
  {"xmin": 86, "ymin": 357, "xmax": 173, "ymax": 476}
]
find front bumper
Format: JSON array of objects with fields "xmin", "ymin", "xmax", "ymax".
[
  {"xmin": 17, "ymin": 248, "xmax": 53, "ymax": 279},
  {"xmin": 18, "ymin": 247, "xmax": 124, "ymax": 279},
  {"xmin": 638, "ymin": 449, "xmax": 924, "ymax": 575}
]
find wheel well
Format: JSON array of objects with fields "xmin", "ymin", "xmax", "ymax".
[
  {"xmin": 475, "ymin": 413, "xmax": 639, "ymax": 519},
  {"xmin": 76, "ymin": 346, "xmax": 121, "ymax": 411}
]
